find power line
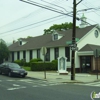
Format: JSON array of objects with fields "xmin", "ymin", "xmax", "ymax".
[
  {"xmin": 41, "ymin": 0, "xmax": 68, "ymax": 13},
  {"xmin": 1, "ymin": 15, "xmax": 66, "ymax": 37},
  {"xmin": 20, "ymin": 0, "xmax": 73, "ymax": 17},
  {"xmin": 0, "ymin": 15, "xmax": 65, "ymax": 35}
]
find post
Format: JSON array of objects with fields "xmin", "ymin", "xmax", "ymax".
[
  {"xmin": 41, "ymin": 47, "xmax": 47, "ymax": 79},
  {"xmin": 94, "ymin": 49, "xmax": 99, "ymax": 80},
  {"xmin": 71, "ymin": 0, "xmax": 76, "ymax": 80},
  {"xmin": 96, "ymin": 57, "xmax": 98, "ymax": 80},
  {"xmin": 44, "ymin": 54, "xmax": 46, "ymax": 79}
]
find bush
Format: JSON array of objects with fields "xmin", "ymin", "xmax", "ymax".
[
  {"xmin": 30, "ymin": 62, "xmax": 57, "ymax": 71},
  {"xmin": 51, "ymin": 60, "xmax": 58, "ymax": 69},
  {"xmin": 14, "ymin": 60, "xmax": 22, "ymax": 66},
  {"xmin": 30, "ymin": 58, "xmax": 43, "ymax": 63},
  {"xmin": 14, "ymin": 59, "xmax": 30, "ymax": 67}
]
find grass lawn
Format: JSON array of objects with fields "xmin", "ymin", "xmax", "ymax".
[{"xmin": 22, "ymin": 66, "xmax": 31, "ymax": 71}]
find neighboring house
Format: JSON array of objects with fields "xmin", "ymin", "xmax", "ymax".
[{"xmin": 8, "ymin": 24, "xmax": 100, "ymax": 73}]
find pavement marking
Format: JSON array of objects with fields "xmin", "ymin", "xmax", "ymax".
[
  {"xmin": 74, "ymin": 81, "xmax": 100, "ymax": 87},
  {"xmin": 13, "ymin": 84, "xmax": 20, "ymax": 86},
  {"xmin": 7, "ymin": 80, "xmax": 15, "ymax": 81},
  {"xmin": 7, "ymin": 86, "xmax": 26, "ymax": 91}
]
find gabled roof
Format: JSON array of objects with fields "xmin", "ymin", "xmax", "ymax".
[
  {"xmin": 8, "ymin": 25, "xmax": 97, "ymax": 51},
  {"xmin": 79, "ymin": 44, "xmax": 100, "ymax": 52}
]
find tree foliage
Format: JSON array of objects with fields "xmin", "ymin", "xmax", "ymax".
[
  {"xmin": 43, "ymin": 22, "xmax": 79, "ymax": 35},
  {"xmin": 0, "ymin": 42, "xmax": 10, "ymax": 64}
]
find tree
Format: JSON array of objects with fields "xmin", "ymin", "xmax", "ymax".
[
  {"xmin": 0, "ymin": 41, "xmax": 10, "ymax": 64},
  {"xmin": 43, "ymin": 22, "xmax": 79, "ymax": 35}
]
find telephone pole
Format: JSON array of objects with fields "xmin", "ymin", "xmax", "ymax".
[
  {"xmin": 71, "ymin": 0, "xmax": 83, "ymax": 80},
  {"xmin": 71, "ymin": 0, "xmax": 76, "ymax": 80}
]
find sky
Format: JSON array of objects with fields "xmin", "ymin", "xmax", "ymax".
[{"xmin": 0, "ymin": 0, "xmax": 100, "ymax": 44}]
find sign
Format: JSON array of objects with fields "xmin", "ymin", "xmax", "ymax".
[
  {"xmin": 66, "ymin": 38, "xmax": 79, "ymax": 45},
  {"xmin": 71, "ymin": 47, "xmax": 78, "ymax": 51},
  {"xmin": 41, "ymin": 47, "xmax": 47, "ymax": 55}
]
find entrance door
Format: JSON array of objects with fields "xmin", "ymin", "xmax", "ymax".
[{"xmin": 80, "ymin": 56, "xmax": 91, "ymax": 73}]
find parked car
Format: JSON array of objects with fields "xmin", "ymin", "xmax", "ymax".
[{"xmin": 0, "ymin": 62, "xmax": 28, "ymax": 77}]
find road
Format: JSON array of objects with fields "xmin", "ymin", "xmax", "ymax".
[{"xmin": 0, "ymin": 75, "xmax": 100, "ymax": 100}]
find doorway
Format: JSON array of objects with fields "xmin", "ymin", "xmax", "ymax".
[{"xmin": 80, "ymin": 56, "xmax": 91, "ymax": 73}]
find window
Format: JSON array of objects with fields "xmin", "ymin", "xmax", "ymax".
[
  {"xmin": 17, "ymin": 51, "xmax": 20, "ymax": 60},
  {"xmin": 23, "ymin": 51, "xmax": 26, "ymax": 59},
  {"xmin": 54, "ymin": 34, "xmax": 58, "ymax": 40},
  {"xmin": 37, "ymin": 49, "xmax": 40, "ymax": 58},
  {"xmin": 19, "ymin": 40, "xmax": 22, "ymax": 45},
  {"xmin": 54, "ymin": 48, "xmax": 59, "ymax": 59},
  {"xmin": 12, "ymin": 52, "xmax": 14, "ymax": 62},
  {"xmin": 65, "ymin": 47, "xmax": 70, "ymax": 61},
  {"xmin": 45, "ymin": 48, "xmax": 50, "ymax": 61},
  {"xmin": 29, "ymin": 50, "xmax": 32, "ymax": 60}
]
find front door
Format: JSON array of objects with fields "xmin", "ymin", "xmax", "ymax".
[{"xmin": 80, "ymin": 56, "xmax": 91, "ymax": 73}]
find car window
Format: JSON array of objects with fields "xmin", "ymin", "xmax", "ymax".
[{"xmin": 8, "ymin": 63, "xmax": 21, "ymax": 68}]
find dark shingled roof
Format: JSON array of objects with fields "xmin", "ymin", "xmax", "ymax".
[
  {"xmin": 8, "ymin": 25, "xmax": 96, "ymax": 51},
  {"xmin": 79, "ymin": 44, "xmax": 100, "ymax": 51}
]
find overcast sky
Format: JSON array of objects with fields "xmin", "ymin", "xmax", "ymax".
[{"xmin": 0, "ymin": 0, "xmax": 100, "ymax": 44}]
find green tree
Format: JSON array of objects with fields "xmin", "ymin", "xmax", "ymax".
[
  {"xmin": 0, "ymin": 42, "xmax": 10, "ymax": 64},
  {"xmin": 43, "ymin": 22, "xmax": 79, "ymax": 35}
]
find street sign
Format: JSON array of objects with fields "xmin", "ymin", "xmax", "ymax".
[
  {"xmin": 71, "ymin": 47, "xmax": 78, "ymax": 51},
  {"xmin": 66, "ymin": 38, "xmax": 79, "ymax": 45},
  {"xmin": 69, "ymin": 43, "xmax": 77, "ymax": 47},
  {"xmin": 41, "ymin": 47, "xmax": 47, "ymax": 55}
]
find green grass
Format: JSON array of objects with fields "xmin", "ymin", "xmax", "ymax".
[{"xmin": 22, "ymin": 66, "xmax": 31, "ymax": 71}]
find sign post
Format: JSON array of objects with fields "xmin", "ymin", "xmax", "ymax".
[
  {"xmin": 41, "ymin": 47, "xmax": 47, "ymax": 79},
  {"xmin": 94, "ymin": 49, "xmax": 100, "ymax": 80}
]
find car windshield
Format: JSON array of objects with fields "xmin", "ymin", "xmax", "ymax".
[{"xmin": 8, "ymin": 63, "xmax": 21, "ymax": 68}]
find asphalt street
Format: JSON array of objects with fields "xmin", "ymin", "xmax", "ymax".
[{"xmin": 0, "ymin": 75, "xmax": 100, "ymax": 100}]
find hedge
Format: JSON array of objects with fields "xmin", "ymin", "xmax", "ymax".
[{"xmin": 30, "ymin": 62, "xmax": 57, "ymax": 71}]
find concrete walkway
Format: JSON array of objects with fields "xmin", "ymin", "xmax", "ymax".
[{"xmin": 26, "ymin": 71, "xmax": 100, "ymax": 83}]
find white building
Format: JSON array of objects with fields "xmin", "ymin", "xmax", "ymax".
[{"xmin": 8, "ymin": 23, "xmax": 100, "ymax": 73}]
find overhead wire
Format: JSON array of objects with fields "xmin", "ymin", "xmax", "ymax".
[
  {"xmin": 0, "ymin": 0, "xmax": 94, "ymax": 36},
  {"xmin": 0, "ymin": 0, "xmax": 95, "ymax": 37},
  {"xmin": 20, "ymin": 0, "xmax": 73, "ymax": 17},
  {"xmin": 0, "ymin": 15, "xmax": 66, "ymax": 35},
  {"xmin": 41, "ymin": 0, "xmax": 68, "ymax": 13},
  {"xmin": 2, "ymin": 15, "xmax": 66, "ymax": 37}
]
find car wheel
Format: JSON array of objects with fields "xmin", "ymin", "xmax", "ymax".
[{"xmin": 8, "ymin": 72, "xmax": 12, "ymax": 77}]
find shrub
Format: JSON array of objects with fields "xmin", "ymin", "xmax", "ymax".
[
  {"xmin": 30, "ymin": 58, "xmax": 43, "ymax": 63},
  {"xmin": 14, "ymin": 60, "xmax": 22, "ymax": 66},
  {"xmin": 51, "ymin": 60, "xmax": 58, "ymax": 70},
  {"xmin": 30, "ymin": 62, "xmax": 57, "ymax": 71}
]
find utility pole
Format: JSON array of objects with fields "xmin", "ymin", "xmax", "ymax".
[{"xmin": 71, "ymin": 0, "xmax": 76, "ymax": 80}]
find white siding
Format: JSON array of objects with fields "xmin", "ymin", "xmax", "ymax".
[
  {"xmin": 78, "ymin": 28, "xmax": 100, "ymax": 50},
  {"xmin": 59, "ymin": 47, "xmax": 65, "ymax": 57},
  {"xmin": 50, "ymin": 48, "xmax": 54, "ymax": 62},
  {"xmin": 26, "ymin": 51, "xmax": 29, "ymax": 62},
  {"xmin": 33, "ymin": 50, "xmax": 37, "ymax": 59},
  {"xmin": 20, "ymin": 51, "xmax": 23, "ymax": 60},
  {"xmin": 14, "ymin": 52, "xmax": 17, "ymax": 61}
]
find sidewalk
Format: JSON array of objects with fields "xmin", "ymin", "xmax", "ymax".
[{"xmin": 26, "ymin": 71, "xmax": 100, "ymax": 83}]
